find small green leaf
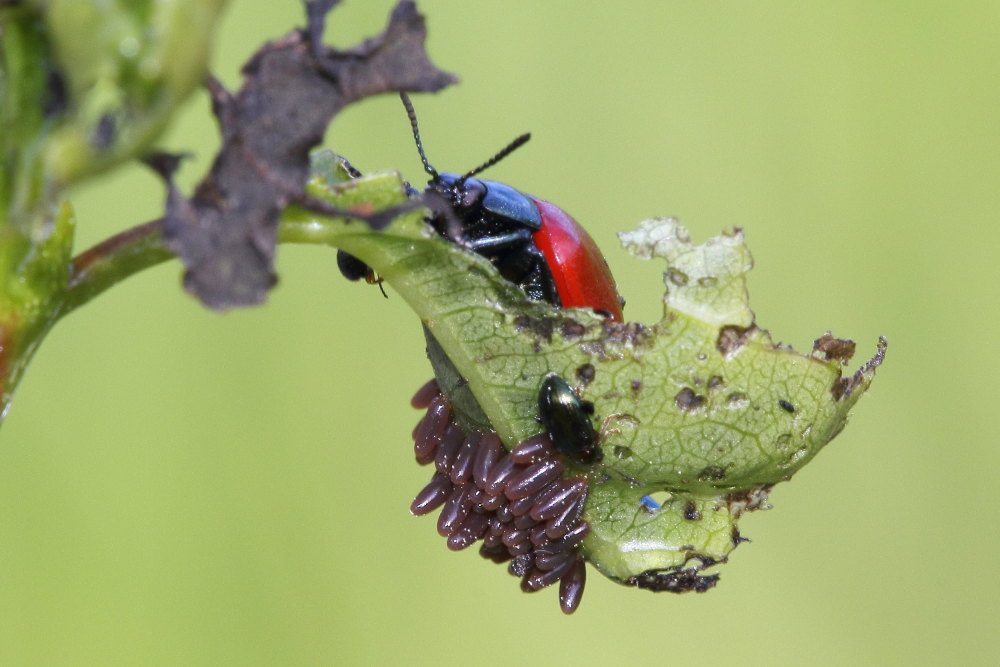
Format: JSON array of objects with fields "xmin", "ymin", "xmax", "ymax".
[
  {"xmin": 41, "ymin": 0, "xmax": 227, "ymax": 183},
  {"xmin": 584, "ymin": 483, "xmax": 739, "ymax": 584}
]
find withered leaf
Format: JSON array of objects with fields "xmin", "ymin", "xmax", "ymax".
[{"xmin": 160, "ymin": 0, "xmax": 456, "ymax": 309}]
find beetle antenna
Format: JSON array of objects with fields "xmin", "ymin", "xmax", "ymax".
[
  {"xmin": 460, "ymin": 133, "xmax": 531, "ymax": 182},
  {"xmin": 400, "ymin": 93, "xmax": 439, "ymax": 179}
]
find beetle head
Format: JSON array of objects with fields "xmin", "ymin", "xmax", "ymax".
[{"xmin": 400, "ymin": 93, "xmax": 530, "ymax": 215}]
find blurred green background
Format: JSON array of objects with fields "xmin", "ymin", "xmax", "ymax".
[{"xmin": 2, "ymin": 1, "xmax": 996, "ymax": 664}]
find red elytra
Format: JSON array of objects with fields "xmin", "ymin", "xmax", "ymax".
[{"xmin": 530, "ymin": 198, "xmax": 623, "ymax": 322}]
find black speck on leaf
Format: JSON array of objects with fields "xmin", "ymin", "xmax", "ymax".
[
  {"xmin": 91, "ymin": 113, "xmax": 116, "ymax": 150},
  {"xmin": 812, "ymin": 331, "xmax": 857, "ymax": 364},
  {"xmin": 674, "ymin": 387, "xmax": 705, "ymax": 412},
  {"xmin": 575, "ymin": 363, "xmax": 595, "ymax": 385},
  {"xmin": 43, "ymin": 68, "xmax": 68, "ymax": 117},
  {"xmin": 716, "ymin": 324, "xmax": 754, "ymax": 357}
]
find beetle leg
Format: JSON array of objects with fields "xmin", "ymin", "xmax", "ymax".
[
  {"xmin": 462, "ymin": 230, "xmax": 560, "ymax": 305},
  {"xmin": 516, "ymin": 248, "xmax": 560, "ymax": 305},
  {"xmin": 465, "ymin": 228, "xmax": 535, "ymax": 252},
  {"xmin": 492, "ymin": 244, "xmax": 558, "ymax": 305}
]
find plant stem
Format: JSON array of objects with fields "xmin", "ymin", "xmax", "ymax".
[
  {"xmin": 276, "ymin": 216, "xmax": 344, "ymax": 247},
  {"xmin": 63, "ymin": 213, "xmax": 353, "ymax": 316},
  {"xmin": 63, "ymin": 219, "xmax": 172, "ymax": 316}
]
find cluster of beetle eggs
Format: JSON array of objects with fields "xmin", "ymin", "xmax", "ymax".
[{"xmin": 409, "ymin": 379, "xmax": 591, "ymax": 614}]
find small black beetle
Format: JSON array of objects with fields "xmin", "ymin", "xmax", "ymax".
[{"xmin": 538, "ymin": 373, "xmax": 603, "ymax": 465}]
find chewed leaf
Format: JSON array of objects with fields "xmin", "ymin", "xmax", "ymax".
[
  {"xmin": 619, "ymin": 218, "xmax": 754, "ymax": 328},
  {"xmin": 593, "ymin": 220, "xmax": 887, "ymax": 490},
  {"xmin": 296, "ymin": 166, "xmax": 887, "ymax": 597}
]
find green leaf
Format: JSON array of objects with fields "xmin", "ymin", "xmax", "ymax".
[
  {"xmin": 290, "ymin": 167, "xmax": 886, "ymax": 586},
  {"xmin": 584, "ymin": 484, "xmax": 739, "ymax": 584},
  {"xmin": 39, "ymin": 0, "xmax": 228, "ymax": 183}
]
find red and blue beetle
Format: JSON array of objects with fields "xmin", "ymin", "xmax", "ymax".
[
  {"xmin": 339, "ymin": 93, "xmax": 624, "ymax": 465},
  {"xmin": 395, "ymin": 93, "xmax": 623, "ymax": 323}
]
